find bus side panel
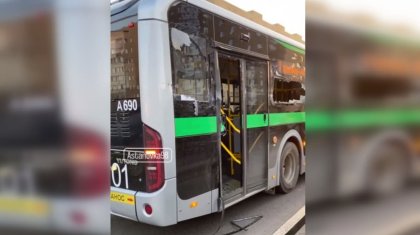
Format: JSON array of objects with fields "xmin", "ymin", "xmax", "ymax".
[
  {"xmin": 174, "ymin": 134, "xmax": 218, "ymax": 221},
  {"xmin": 177, "ymin": 189, "xmax": 217, "ymax": 222},
  {"xmin": 175, "ymin": 135, "xmax": 219, "ymax": 199}
]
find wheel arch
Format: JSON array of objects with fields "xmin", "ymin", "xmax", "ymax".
[
  {"xmin": 361, "ymin": 130, "xmax": 414, "ymax": 182},
  {"xmin": 275, "ymin": 129, "xmax": 305, "ymax": 187}
]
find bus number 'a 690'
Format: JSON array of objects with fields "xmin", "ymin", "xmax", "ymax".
[{"xmin": 116, "ymin": 99, "xmax": 138, "ymax": 112}]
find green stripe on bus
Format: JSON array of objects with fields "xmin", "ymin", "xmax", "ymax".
[
  {"xmin": 269, "ymin": 112, "xmax": 306, "ymax": 126},
  {"xmin": 305, "ymin": 112, "xmax": 333, "ymax": 131},
  {"xmin": 175, "ymin": 112, "xmax": 306, "ymax": 137},
  {"xmin": 175, "ymin": 116, "xmax": 217, "ymax": 137},
  {"xmin": 248, "ymin": 112, "xmax": 306, "ymax": 128},
  {"xmin": 306, "ymin": 109, "xmax": 420, "ymax": 131},
  {"xmin": 247, "ymin": 114, "xmax": 268, "ymax": 129},
  {"xmin": 275, "ymin": 39, "xmax": 305, "ymax": 54}
]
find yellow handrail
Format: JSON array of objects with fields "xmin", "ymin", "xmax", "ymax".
[
  {"xmin": 220, "ymin": 109, "xmax": 241, "ymax": 134},
  {"xmin": 221, "ymin": 142, "xmax": 241, "ymax": 164},
  {"xmin": 226, "ymin": 117, "xmax": 241, "ymax": 134}
]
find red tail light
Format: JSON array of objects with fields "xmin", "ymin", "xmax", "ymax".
[
  {"xmin": 69, "ymin": 128, "xmax": 108, "ymax": 197},
  {"xmin": 143, "ymin": 124, "xmax": 165, "ymax": 192}
]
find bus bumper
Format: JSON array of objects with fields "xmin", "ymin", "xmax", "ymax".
[{"xmin": 111, "ymin": 178, "xmax": 177, "ymax": 226}]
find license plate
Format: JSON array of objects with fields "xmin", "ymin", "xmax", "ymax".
[{"xmin": 110, "ymin": 191, "xmax": 135, "ymax": 205}]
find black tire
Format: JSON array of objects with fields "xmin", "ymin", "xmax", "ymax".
[
  {"xmin": 366, "ymin": 143, "xmax": 408, "ymax": 197},
  {"xmin": 275, "ymin": 142, "xmax": 300, "ymax": 194}
]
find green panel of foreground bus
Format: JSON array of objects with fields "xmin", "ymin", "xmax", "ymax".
[{"xmin": 306, "ymin": 108, "xmax": 420, "ymax": 132}]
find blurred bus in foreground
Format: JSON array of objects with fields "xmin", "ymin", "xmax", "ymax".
[
  {"xmin": 306, "ymin": 4, "xmax": 420, "ymax": 203},
  {"xmin": 0, "ymin": 1, "xmax": 109, "ymax": 234}
]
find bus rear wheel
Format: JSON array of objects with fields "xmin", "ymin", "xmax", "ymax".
[
  {"xmin": 275, "ymin": 142, "xmax": 300, "ymax": 194},
  {"xmin": 366, "ymin": 143, "xmax": 408, "ymax": 197}
]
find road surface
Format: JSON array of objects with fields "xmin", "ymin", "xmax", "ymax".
[
  {"xmin": 307, "ymin": 185, "xmax": 420, "ymax": 235},
  {"xmin": 111, "ymin": 177, "xmax": 305, "ymax": 235}
]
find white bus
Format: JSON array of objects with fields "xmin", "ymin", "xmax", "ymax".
[{"xmin": 111, "ymin": 0, "xmax": 305, "ymax": 226}]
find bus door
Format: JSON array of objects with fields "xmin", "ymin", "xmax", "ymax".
[
  {"xmin": 216, "ymin": 52, "xmax": 268, "ymax": 201},
  {"xmin": 217, "ymin": 53, "xmax": 244, "ymax": 201},
  {"xmin": 244, "ymin": 59, "xmax": 268, "ymax": 193}
]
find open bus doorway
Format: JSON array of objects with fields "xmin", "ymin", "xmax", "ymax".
[
  {"xmin": 218, "ymin": 53, "xmax": 244, "ymax": 200},
  {"xmin": 217, "ymin": 52, "xmax": 269, "ymax": 202}
]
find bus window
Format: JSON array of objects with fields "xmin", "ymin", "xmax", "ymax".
[
  {"xmin": 352, "ymin": 76, "xmax": 416, "ymax": 103},
  {"xmin": 273, "ymin": 78, "xmax": 305, "ymax": 104},
  {"xmin": 169, "ymin": 2, "xmax": 215, "ymax": 117},
  {"xmin": 171, "ymin": 28, "xmax": 210, "ymax": 102},
  {"xmin": 214, "ymin": 16, "xmax": 267, "ymax": 55},
  {"xmin": 246, "ymin": 60, "xmax": 268, "ymax": 113},
  {"xmin": 111, "ymin": 24, "xmax": 139, "ymax": 100},
  {"xmin": 268, "ymin": 38, "xmax": 305, "ymax": 106},
  {"xmin": 268, "ymin": 38, "xmax": 305, "ymax": 78}
]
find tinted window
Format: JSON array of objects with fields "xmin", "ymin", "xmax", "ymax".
[
  {"xmin": 214, "ymin": 16, "xmax": 267, "ymax": 55},
  {"xmin": 168, "ymin": 2, "xmax": 214, "ymax": 38},
  {"xmin": 269, "ymin": 39, "xmax": 305, "ymax": 82},
  {"xmin": 171, "ymin": 28, "xmax": 210, "ymax": 102},
  {"xmin": 353, "ymin": 76, "xmax": 418, "ymax": 101},
  {"xmin": 269, "ymin": 38, "xmax": 305, "ymax": 106},
  {"xmin": 111, "ymin": 23, "xmax": 140, "ymax": 100},
  {"xmin": 246, "ymin": 60, "xmax": 268, "ymax": 113},
  {"xmin": 169, "ymin": 2, "xmax": 215, "ymax": 116}
]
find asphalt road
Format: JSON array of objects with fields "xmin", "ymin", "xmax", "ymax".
[
  {"xmin": 307, "ymin": 185, "xmax": 420, "ymax": 235},
  {"xmin": 111, "ymin": 177, "xmax": 305, "ymax": 235}
]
